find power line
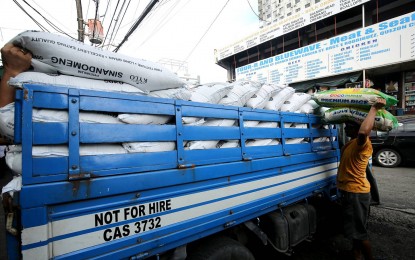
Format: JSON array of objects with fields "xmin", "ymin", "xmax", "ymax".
[
  {"xmin": 101, "ymin": 0, "xmax": 122, "ymax": 49},
  {"xmin": 108, "ymin": 0, "xmax": 132, "ymax": 48},
  {"xmin": 113, "ymin": 0, "xmax": 160, "ymax": 52},
  {"xmin": 12, "ymin": 0, "xmax": 48, "ymax": 31},
  {"xmin": 246, "ymin": 0, "xmax": 264, "ymax": 21},
  {"xmin": 134, "ymin": 0, "xmax": 187, "ymax": 50},
  {"xmin": 31, "ymin": 0, "xmax": 73, "ymax": 32},
  {"xmin": 182, "ymin": 0, "xmax": 230, "ymax": 63},
  {"xmin": 83, "ymin": 0, "xmax": 92, "ymax": 38},
  {"xmin": 106, "ymin": 0, "xmax": 128, "ymax": 47},
  {"xmin": 19, "ymin": 0, "xmax": 77, "ymax": 40}
]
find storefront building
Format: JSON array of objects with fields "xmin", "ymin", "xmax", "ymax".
[{"xmin": 215, "ymin": 0, "xmax": 415, "ymax": 115}]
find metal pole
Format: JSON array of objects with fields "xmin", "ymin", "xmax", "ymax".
[{"xmin": 75, "ymin": 0, "xmax": 84, "ymax": 42}]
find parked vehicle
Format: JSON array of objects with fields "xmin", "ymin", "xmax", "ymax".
[
  {"xmin": 370, "ymin": 118, "xmax": 415, "ymax": 167},
  {"xmin": 1, "ymin": 83, "xmax": 340, "ymax": 259}
]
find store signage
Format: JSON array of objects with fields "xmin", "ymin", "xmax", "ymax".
[
  {"xmin": 235, "ymin": 11, "xmax": 415, "ymax": 85},
  {"xmin": 216, "ymin": 0, "xmax": 370, "ymax": 61}
]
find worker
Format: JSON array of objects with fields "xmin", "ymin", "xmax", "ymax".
[
  {"xmin": 0, "ymin": 43, "xmax": 32, "ymax": 108},
  {"xmin": 337, "ymin": 97, "xmax": 386, "ymax": 260}
]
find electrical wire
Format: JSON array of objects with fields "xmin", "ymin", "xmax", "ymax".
[
  {"xmin": 246, "ymin": 0, "xmax": 264, "ymax": 21},
  {"xmin": 133, "ymin": 0, "xmax": 187, "ymax": 50},
  {"xmin": 118, "ymin": 0, "xmax": 147, "ymax": 31},
  {"xmin": 101, "ymin": 0, "xmax": 122, "ymax": 49},
  {"xmin": 83, "ymin": 0, "xmax": 92, "ymax": 37},
  {"xmin": 31, "ymin": 0, "xmax": 73, "ymax": 32},
  {"xmin": 12, "ymin": 0, "xmax": 48, "ymax": 31},
  {"xmin": 108, "ymin": 0, "xmax": 132, "ymax": 48},
  {"xmin": 19, "ymin": 0, "xmax": 77, "ymax": 39},
  {"xmin": 100, "ymin": 0, "xmax": 112, "ymax": 25},
  {"xmin": 113, "ymin": 0, "xmax": 160, "ymax": 52},
  {"xmin": 182, "ymin": 0, "xmax": 231, "ymax": 63},
  {"xmin": 106, "ymin": 0, "xmax": 128, "ymax": 47}
]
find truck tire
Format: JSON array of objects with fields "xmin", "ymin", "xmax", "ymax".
[{"xmin": 186, "ymin": 236, "xmax": 255, "ymax": 260}]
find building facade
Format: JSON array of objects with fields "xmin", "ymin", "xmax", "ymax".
[{"xmin": 216, "ymin": 0, "xmax": 415, "ymax": 115}]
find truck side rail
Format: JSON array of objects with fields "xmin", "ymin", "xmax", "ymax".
[{"xmin": 12, "ymin": 84, "xmax": 340, "ymax": 259}]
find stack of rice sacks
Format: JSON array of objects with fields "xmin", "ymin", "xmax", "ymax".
[
  {"xmin": 184, "ymin": 81, "xmax": 315, "ymax": 150},
  {"xmin": 312, "ymin": 88, "xmax": 399, "ymax": 131}
]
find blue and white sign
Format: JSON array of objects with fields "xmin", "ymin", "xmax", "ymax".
[
  {"xmin": 235, "ymin": 11, "xmax": 415, "ymax": 85},
  {"xmin": 216, "ymin": 0, "xmax": 370, "ymax": 61}
]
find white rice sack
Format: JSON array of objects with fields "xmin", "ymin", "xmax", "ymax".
[
  {"xmin": 6, "ymin": 144, "xmax": 127, "ymax": 175},
  {"xmin": 218, "ymin": 140, "xmax": 239, "ymax": 148},
  {"xmin": 182, "ymin": 117, "xmax": 205, "ymax": 125},
  {"xmin": 203, "ymin": 119, "xmax": 235, "ymax": 127},
  {"xmin": 290, "ymin": 123, "xmax": 308, "ymax": 129},
  {"xmin": 122, "ymin": 142, "xmax": 175, "ymax": 153},
  {"xmin": 185, "ymin": 140, "xmax": 219, "ymax": 150},
  {"xmin": 190, "ymin": 82, "xmax": 232, "ymax": 104},
  {"xmin": 257, "ymin": 121, "xmax": 279, "ymax": 128},
  {"xmin": 0, "ymin": 103, "xmax": 16, "ymax": 142},
  {"xmin": 219, "ymin": 81, "xmax": 262, "ymax": 107},
  {"xmin": 35, "ymin": 109, "xmax": 121, "ymax": 123},
  {"xmin": 314, "ymin": 137, "xmax": 329, "ymax": 143},
  {"xmin": 285, "ymin": 138, "xmax": 305, "ymax": 144},
  {"xmin": 246, "ymin": 139, "xmax": 279, "ymax": 146},
  {"xmin": 118, "ymin": 114, "xmax": 171, "ymax": 125},
  {"xmin": 244, "ymin": 121, "xmax": 260, "ymax": 127},
  {"xmin": 10, "ymin": 31, "xmax": 184, "ymax": 92},
  {"xmin": 149, "ymin": 87, "xmax": 192, "ymax": 100},
  {"xmin": 280, "ymin": 93, "xmax": 311, "ymax": 112},
  {"xmin": 298, "ymin": 100, "xmax": 319, "ymax": 114},
  {"xmin": 284, "ymin": 122, "xmax": 293, "ymax": 128},
  {"xmin": 264, "ymin": 87, "xmax": 295, "ymax": 110},
  {"xmin": 9, "ymin": 72, "xmax": 145, "ymax": 95},
  {"xmin": 246, "ymin": 83, "xmax": 281, "ymax": 109},
  {"xmin": 0, "ymin": 103, "xmax": 122, "ymax": 142},
  {"xmin": 323, "ymin": 107, "xmax": 399, "ymax": 131}
]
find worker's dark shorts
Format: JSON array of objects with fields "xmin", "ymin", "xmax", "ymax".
[{"xmin": 339, "ymin": 190, "xmax": 370, "ymax": 240}]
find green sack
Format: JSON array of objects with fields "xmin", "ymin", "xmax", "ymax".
[
  {"xmin": 313, "ymin": 88, "xmax": 398, "ymax": 108},
  {"xmin": 322, "ymin": 107, "xmax": 399, "ymax": 131}
]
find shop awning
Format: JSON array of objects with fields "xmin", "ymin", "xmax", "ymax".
[{"xmin": 289, "ymin": 71, "xmax": 362, "ymax": 92}]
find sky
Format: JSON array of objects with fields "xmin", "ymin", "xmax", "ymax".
[{"xmin": 0, "ymin": 0, "xmax": 260, "ymax": 83}]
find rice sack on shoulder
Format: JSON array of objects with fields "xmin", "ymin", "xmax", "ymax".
[
  {"xmin": 313, "ymin": 88, "xmax": 398, "ymax": 109},
  {"xmin": 322, "ymin": 107, "xmax": 399, "ymax": 131}
]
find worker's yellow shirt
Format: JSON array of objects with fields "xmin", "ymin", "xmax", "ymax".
[{"xmin": 337, "ymin": 137, "xmax": 372, "ymax": 193}]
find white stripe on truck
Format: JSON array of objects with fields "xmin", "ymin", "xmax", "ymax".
[{"xmin": 22, "ymin": 162, "xmax": 337, "ymax": 258}]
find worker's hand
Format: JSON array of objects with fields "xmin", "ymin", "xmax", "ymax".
[
  {"xmin": 0, "ymin": 43, "xmax": 32, "ymax": 77},
  {"xmin": 372, "ymin": 97, "xmax": 386, "ymax": 110}
]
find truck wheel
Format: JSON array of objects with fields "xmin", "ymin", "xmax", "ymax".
[
  {"xmin": 375, "ymin": 148, "xmax": 401, "ymax": 167},
  {"xmin": 186, "ymin": 236, "xmax": 255, "ymax": 260}
]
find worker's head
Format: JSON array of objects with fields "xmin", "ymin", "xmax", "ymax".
[{"xmin": 344, "ymin": 121, "xmax": 360, "ymax": 138}]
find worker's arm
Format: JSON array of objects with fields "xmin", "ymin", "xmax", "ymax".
[
  {"xmin": 357, "ymin": 98, "xmax": 386, "ymax": 145},
  {"xmin": 0, "ymin": 43, "xmax": 32, "ymax": 107}
]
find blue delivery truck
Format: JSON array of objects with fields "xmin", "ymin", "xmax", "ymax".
[{"xmin": 1, "ymin": 83, "xmax": 340, "ymax": 259}]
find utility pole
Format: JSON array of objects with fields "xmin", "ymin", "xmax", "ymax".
[{"xmin": 75, "ymin": 0, "xmax": 84, "ymax": 42}]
